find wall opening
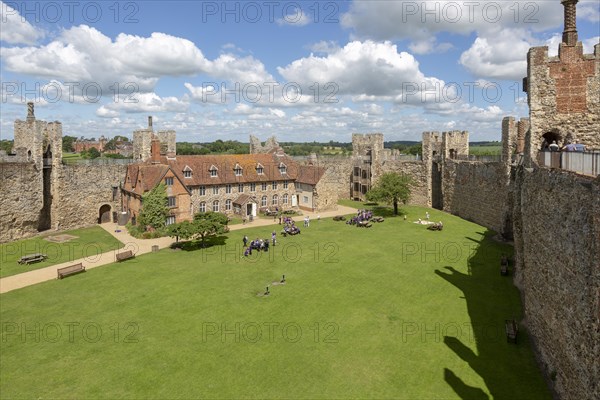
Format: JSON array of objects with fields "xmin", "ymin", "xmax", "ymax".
[
  {"xmin": 431, "ymin": 162, "xmax": 443, "ymax": 210},
  {"xmin": 98, "ymin": 204, "xmax": 112, "ymax": 224},
  {"xmin": 542, "ymin": 131, "xmax": 562, "ymax": 149}
]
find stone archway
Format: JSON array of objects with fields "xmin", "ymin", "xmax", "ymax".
[
  {"xmin": 98, "ymin": 204, "xmax": 112, "ymax": 224},
  {"xmin": 542, "ymin": 130, "xmax": 562, "ymax": 149}
]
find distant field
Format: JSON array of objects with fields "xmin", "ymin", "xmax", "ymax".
[
  {"xmin": 469, "ymin": 145, "xmax": 502, "ymax": 155},
  {"xmin": 0, "ymin": 226, "xmax": 123, "ymax": 278}
]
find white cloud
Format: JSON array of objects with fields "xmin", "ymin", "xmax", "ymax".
[
  {"xmin": 98, "ymin": 92, "xmax": 190, "ymax": 115},
  {"xmin": 459, "ymin": 28, "xmax": 534, "ymax": 80},
  {"xmin": 2, "ymin": 25, "xmax": 275, "ymax": 97},
  {"xmin": 276, "ymin": 7, "xmax": 311, "ymax": 27},
  {"xmin": 0, "ymin": 1, "xmax": 44, "ymax": 45},
  {"xmin": 278, "ymin": 40, "xmax": 446, "ymax": 103},
  {"xmin": 408, "ymin": 37, "xmax": 454, "ymax": 55},
  {"xmin": 341, "ymin": 1, "xmax": 564, "ymax": 41}
]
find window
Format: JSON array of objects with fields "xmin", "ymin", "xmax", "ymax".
[
  {"xmin": 168, "ymin": 196, "xmax": 176, "ymax": 207},
  {"xmin": 166, "ymin": 216, "xmax": 176, "ymax": 225},
  {"xmin": 234, "ymin": 165, "xmax": 243, "ymax": 176},
  {"xmin": 238, "ymin": 183, "xmax": 244, "ymax": 193},
  {"xmin": 303, "ymin": 196, "xmax": 309, "ymax": 204},
  {"xmin": 261, "ymin": 196, "xmax": 267, "ymax": 207},
  {"xmin": 250, "ymin": 183, "xmax": 256, "ymax": 192},
  {"xmin": 165, "ymin": 177, "xmax": 174, "ymax": 186},
  {"xmin": 226, "ymin": 199, "xmax": 232, "ymax": 211},
  {"xmin": 212, "ymin": 200, "xmax": 219, "ymax": 212},
  {"xmin": 257, "ymin": 164, "xmax": 264, "ymax": 175},
  {"xmin": 272, "ymin": 181, "xmax": 278, "ymax": 190},
  {"xmin": 210, "ymin": 166, "xmax": 218, "ymax": 177},
  {"xmin": 199, "ymin": 186, "xmax": 206, "ymax": 196},
  {"xmin": 283, "ymin": 193, "xmax": 288, "ymax": 204},
  {"xmin": 183, "ymin": 170, "xmax": 192, "ymax": 178},
  {"xmin": 213, "ymin": 186, "xmax": 219, "ymax": 195},
  {"xmin": 283, "ymin": 180, "xmax": 288, "ymax": 189},
  {"xmin": 226, "ymin": 184, "xmax": 232, "ymax": 194},
  {"xmin": 272, "ymin": 194, "xmax": 278, "ymax": 205},
  {"xmin": 261, "ymin": 182, "xmax": 267, "ymax": 191},
  {"xmin": 199, "ymin": 202, "xmax": 206, "ymax": 212},
  {"xmin": 279, "ymin": 163, "xmax": 287, "ymax": 174}
]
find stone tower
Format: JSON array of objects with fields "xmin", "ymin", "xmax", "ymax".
[
  {"xmin": 350, "ymin": 133, "xmax": 384, "ymax": 200},
  {"xmin": 524, "ymin": 0, "xmax": 600, "ymax": 165},
  {"xmin": 132, "ymin": 116, "xmax": 176, "ymax": 161}
]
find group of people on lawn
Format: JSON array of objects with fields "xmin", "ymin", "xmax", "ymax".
[
  {"xmin": 283, "ymin": 218, "xmax": 301, "ymax": 235},
  {"xmin": 243, "ymin": 233, "xmax": 277, "ymax": 256},
  {"xmin": 346, "ymin": 209, "xmax": 373, "ymax": 225}
]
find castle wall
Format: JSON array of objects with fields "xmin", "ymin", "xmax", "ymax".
[
  {"xmin": 526, "ymin": 43, "xmax": 600, "ymax": 163},
  {"xmin": 441, "ymin": 161, "xmax": 511, "ymax": 234},
  {"xmin": 380, "ymin": 161, "xmax": 428, "ymax": 206},
  {"xmin": 513, "ymin": 167, "xmax": 599, "ymax": 400},
  {"xmin": 53, "ymin": 164, "xmax": 127, "ymax": 230},
  {"xmin": 304, "ymin": 157, "xmax": 353, "ymax": 202},
  {"xmin": 0, "ymin": 163, "xmax": 43, "ymax": 243}
]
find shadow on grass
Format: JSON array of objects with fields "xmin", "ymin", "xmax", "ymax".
[
  {"xmin": 171, "ymin": 235, "xmax": 228, "ymax": 251},
  {"xmin": 434, "ymin": 230, "xmax": 547, "ymax": 399}
]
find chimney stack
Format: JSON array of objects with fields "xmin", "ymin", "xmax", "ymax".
[
  {"xmin": 561, "ymin": 0, "xmax": 578, "ymax": 46},
  {"xmin": 26, "ymin": 102, "xmax": 35, "ymax": 123},
  {"xmin": 148, "ymin": 116, "xmax": 153, "ymax": 129}
]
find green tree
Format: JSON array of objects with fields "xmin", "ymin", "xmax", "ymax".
[
  {"xmin": 138, "ymin": 184, "xmax": 169, "ymax": 231},
  {"xmin": 62, "ymin": 136, "xmax": 76, "ymax": 152},
  {"xmin": 88, "ymin": 147, "xmax": 100, "ymax": 159},
  {"xmin": 366, "ymin": 172, "xmax": 413, "ymax": 215},
  {"xmin": 193, "ymin": 212, "xmax": 229, "ymax": 247},
  {"xmin": 167, "ymin": 220, "xmax": 196, "ymax": 242}
]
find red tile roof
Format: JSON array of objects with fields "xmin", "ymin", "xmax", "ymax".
[
  {"xmin": 123, "ymin": 164, "xmax": 169, "ymax": 194},
  {"xmin": 296, "ymin": 165, "xmax": 326, "ymax": 185},
  {"xmin": 163, "ymin": 153, "xmax": 298, "ymax": 186}
]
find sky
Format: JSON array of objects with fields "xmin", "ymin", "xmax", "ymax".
[{"xmin": 1, "ymin": 0, "xmax": 599, "ymax": 143}]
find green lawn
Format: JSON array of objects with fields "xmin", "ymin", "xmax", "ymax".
[
  {"xmin": 469, "ymin": 145, "xmax": 502, "ymax": 156},
  {"xmin": 0, "ymin": 226, "xmax": 124, "ymax": 278},
  {"xmin": 0, "ymin": 206, "xmax": 550, "ymax": 399}
]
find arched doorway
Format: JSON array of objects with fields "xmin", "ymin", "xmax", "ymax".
[
  {"xmin": 542, "ymin": 130, "xmax": 562, "ymax": 149},
  {"xmin": 98, "ymin": 204, "xmax": 112, "ymax": 223}
]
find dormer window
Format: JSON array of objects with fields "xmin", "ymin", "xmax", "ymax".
[
  {"xmin": 279, "ymin": 163, "xmax": 287, "ymax": 174},
  {"xmin": 209, "ymin": 165, "xmax": 218, "ymax": 177},
  {"xmin": 183, "ymin": 166, "xmax": 192, "ymax": 178},
  {"xmin": 234, "ymin": 164, "xmax": 243, "ymax": 176},
  {"xmin": 256, "ymin": 163, "xmax": 264, "ymax": 175}
]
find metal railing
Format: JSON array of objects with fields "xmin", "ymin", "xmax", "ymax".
[{"xmin": 537, "ymin": 151, "xmax": 600, "ymax": 177}]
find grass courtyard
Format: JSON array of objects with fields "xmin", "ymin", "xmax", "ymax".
[
  {"xmin": 0, "ymin": 205, "xmax": 551, "ymax": 399},
  {"xmin": 0, "ymin": 226, "xmax": 124, "ymax": 278}
]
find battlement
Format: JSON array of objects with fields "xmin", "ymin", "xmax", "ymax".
[{"xmin": 132, "ymin": 117, "xmax": 177, "ymax": 161}]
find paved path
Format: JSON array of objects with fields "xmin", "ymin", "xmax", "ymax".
[{"xmin": 0, "ymin": 206, "xmax": 357, "ymax": 294}]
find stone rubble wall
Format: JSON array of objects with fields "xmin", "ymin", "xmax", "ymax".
[
  {"xmin": 53, "ymin": 164, "xmax": 127, "ymax": 230},
  {"xmin": 0, "ymin": 163, "xmax": 43, "ymax": 243},
  {"xmin": 380, "ymin": 160, "xmax": 429, "ymax": 206},
  {"xmin": 513, "ymin": 167, "xmax": 599, "ymax": 400},
  {"xmin": 441, "ymin": 160, "xmax": 511, "ymax": 235}
]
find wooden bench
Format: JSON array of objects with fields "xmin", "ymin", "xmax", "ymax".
[
  {"xmin": 18, "ymin": 253, "xmax": 47, "ymax": 265},
  {"xmin": 116, "ymin": 250, "xmax": 135, "ymax": 262},
  {"xmin": 505, "ymin": 319, "xmax": 518, "ymax": 344},
  {"xmin": 57, "ymin": 263, "xmax": 85, "ymax": 279}
]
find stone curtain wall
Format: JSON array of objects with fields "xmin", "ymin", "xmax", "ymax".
[
  {"xmin": 0, "ymin": 163, "xmax": 43, "ymax": 243},
  {"xmin": 380, "ymin": 161, "xmax": 429, "ymax": 206},
  {"xmin": 304, "ymin": 157, "xmax": 354, "ymax": 201},
  {"xmin": 54, "ymin": 164, "xmax": 127, "ymax": 230},
  {"xmin": 441, "ymin": 161, "xmax": 511, "ymax": 235},
  {"xmin": 513, "ymin": 168, "xmax": 599, "ymax": 400}
]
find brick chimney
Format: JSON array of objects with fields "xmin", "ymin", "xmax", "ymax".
[
  {"xmin": 26, "ymin": 102, "xmax": 35, "ymax": 123},
  {"xmin": 561, "ymin": 0, "xmax": 578, "ymax": 46},
  {"xmin": 148, "ymin": 116, "xmax": 153, "ymax": 129},
  {"xmin": 150, "ymin": 139, "xmax": 161, "ymax": 163}
]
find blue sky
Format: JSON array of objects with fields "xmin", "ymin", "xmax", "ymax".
[{"xmin": 1, "ymin": 0, "xmax": 599, "ymax": 142}]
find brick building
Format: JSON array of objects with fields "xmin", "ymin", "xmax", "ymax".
[{"xmin": 121, "ymin": 135, "xmax": 328, "ymax": 226}]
